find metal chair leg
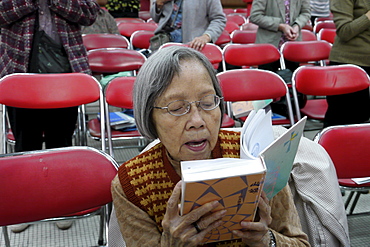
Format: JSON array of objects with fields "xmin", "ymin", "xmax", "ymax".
[{"xmin": 2, "ymin": 226, "xmax": 11, "ymax": 247}]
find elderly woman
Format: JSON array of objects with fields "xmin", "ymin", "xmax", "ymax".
[{"xmin": 111, "ymin": 46, "xmax": 311, "ymax": 246}]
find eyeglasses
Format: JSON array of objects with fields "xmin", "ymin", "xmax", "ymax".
[{"xmin": 154, "ymin": 94, "xmax": 223, "ymax": 116}]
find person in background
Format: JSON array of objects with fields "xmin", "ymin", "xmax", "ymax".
[
  {"xmin": 249, "ymin": 0, "xmax": 311, "ymax": 72},
  {"xmin": 150, "ymin": 0, "xmax": 226, "ymax": 51},
  {"xmin": 106, "ymin": 0, "xmax": 140, "ymax": 18},
  {"xmin": 82, "ymin": 0, "xmax": 120, "ymax": 34},
  {"xmin": 324, "ymin": 0, "xmax": 370, "ymax": 127},
  {"xmin": 310, "ymin": 0, "xmax": 331, "ymax": 26},
  {"xmin": 0, "ymin": 0, "xmax": 99, "ymax": 233},
  {"xmin": 111, "ymin": 45, "xmax": 310, "ymax": 246}
]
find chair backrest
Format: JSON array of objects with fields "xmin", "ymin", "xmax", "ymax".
[
  {"xmin": 313, "ymin": 20, "xmax": 336, "ymax": 34},
  {"xmin": 88, "ymin": 48, "xmax": 146, "ymax": 74},
  {"xmin": 138, "ymin": 11, "xmax": 151, "ymax": 21},
  {"xmin": 217, "ymin": 69, "xmax": 294, "ymax": 126},
  {"xmin": 292, "ymin": 64, "xmax": 370, "ymax": 119},
  {"xmin": 130, "ymin": 30, "xmax": 154, "ymax": 50},
  {"xmin": 215, "ymin": 29, "xmax": 231, "ymax": 47},
  {"xmin": 314, "ymin": 123, "xmax": 370, "ymax": 179},
  {"xmin": 317, "ymin": 28, "xmax": 336, "ymax": 44},
  {"xmin": 117, "ymin": 22, "xmax": 157, "ymax": 38},
  {"xmin": 224, "ymin": 20, "xmax": 240, "ymax": 34},
  {"xmin": 0, "ymin": 146, "xmax": 118, "ymax": 226},
  {"xmin": 0, "ymin": 73, "xmax": 101, "ymax": 109},
  {"xmin": 105, "ymin": 76, "xmax": 135, "ymax": 109},
  {"xmin": 159, "ymin": 43, "xmax": 222, "ymax": 70},
  {"xmin": 301, "ymin": 29, "xmax": 317, "ymax": 41},
  {"xmin": 280, "ymin": 40, "xmax": 332, "ymax": 66},
  {"xmin": 82, "ymin": 33, "xmax": 130, "ymax": 51},
  {"xmin": 241, "ymin": 22, "xmax": 258, "ymax": 31},
  {"xmin": 226, "ymin": 14, "xmax": 247, "ymax": 26},
  {"xmin": 230, "ymin": 29, "xmax": 257, "ymax": 44},
  {"xmin": 114, "ymin": 17, "xmax": 145, "ymax": 24},
  {"xmin": 222, "ymin": 43, "xmax": 283, "ymax": 71}
]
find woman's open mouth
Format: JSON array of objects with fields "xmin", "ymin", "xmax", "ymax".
[{"xmin": 185, "ymin": 139, "xmax": 207, "ymax": 152}]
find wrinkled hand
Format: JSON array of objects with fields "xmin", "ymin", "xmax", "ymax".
[
  {"xmin": 232, "ymin": 192, "xmax": 272, "ymax": 247},
  {"xmin": 161, "ymin": 181, "xmax": 227, "ymax": 246},
  {"xmin": 188, "ymin": 34, "xmax": 211, "ymax": 51},
  {"xmin": 279, "ymin": 23, "xmax": 299, "ymax": 41}
]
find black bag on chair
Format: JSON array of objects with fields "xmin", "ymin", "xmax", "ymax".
[{"xmin": 149, "ymin": 32, "xmax": 171, "ymax": 52}]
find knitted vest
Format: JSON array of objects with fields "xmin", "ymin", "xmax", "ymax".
[{"xmin": 118, "ymin": 130, "xmax": 245, "ymax": 246}]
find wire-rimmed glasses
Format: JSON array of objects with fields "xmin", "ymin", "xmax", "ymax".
[{"xmin": 154, "ymin": 94, "xmax": 223, "ymax": 116}]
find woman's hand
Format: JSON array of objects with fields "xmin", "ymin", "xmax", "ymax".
[
  {"xmin": 278, "ymin": 23, "xmax": 299, "ymax": 41},
  {"xmin": 161, "ymin": 181, "xmax": 227, "ymax": 246},
  {"xmin": 233, "ymin": 192, "xmax": 273, "ymax": 247},
  {"xmin": 188, "ymin": 34, "xmax": 211, "ymax": 51}
]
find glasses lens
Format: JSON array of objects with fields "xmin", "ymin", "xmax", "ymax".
[
  {"xmin": 167, "ymin": 100, "xmax": 189, "ymax": 116},
  {"xmin": 199, "ymin": 95, "xmax": 220, "ymax": 111}
]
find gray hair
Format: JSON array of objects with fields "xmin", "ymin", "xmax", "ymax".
[{"xmin": 133, "ymin": 46, "xmax": 224, "ymax": 140}]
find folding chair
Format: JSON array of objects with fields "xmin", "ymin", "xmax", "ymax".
[
  {"xmin": 241, "ymin": 22, "xmax": 258, "ymax": 31},
  {"xmin": 226, "ymin": 13, "xmax": 247, "ymax": 26},
  {"xmin": 0, "ymin": 73, "xmax": 106, "ymax": 153},
  {"xmin": 117, "ymin": 22, "xmax": 157, "ymax": 39},
  {"xmin": 82, "ymin": 33, "xmax": 130, "ymax": 51},
  {"xmin": 114, "ymin": 17, "xmax": 145, "ymax": 25},
  {"xmin": 230, "ymin": 29, "xmax": 257, "ymax": 44},
  {"xmin": 129, "ymin": 30, "xmax": 155, "ymax": 50},
  {"xmin": 215, "ymin": 29, "xmax": 231, "ymax": 48},
  {"xmin": 224, "ymin": 20, "xmax": 240, "ymax": 34},
  {"xmin": 291, "ymin": 64, "xmax": 370, "ymax": 121},
  {"xmin": 313, "ymin": 20, "xmax": 336, "ymax": 34},
  {"xmin": 88, "ymin": 77, "xmax": 148, "ymax": 157},
  {"xmin": 317, "ymin": 28, "xmax": 336, "ymax": 44},
  {"xmin": 314, "ymin": 123, "xmax": 370, "ymax": 215},
  {"xmin": 0, "ymin": 146, "xmax": 119, "ymax": 246},
  {"xmin": 301, "ymin": 29, "xmax": 317, "ymax": 41},
  {"xmin": 138, "ymin": 10, "xmax": 151, "ymax": 21},
  {"xmin": 222, "ymin": 43, "xmax": 284, "ymax": 71},
  {"xmin": 87, "ymin": 48, "xmax": 146, "ymax": 76},
  {"xmin": 280, "ymin": 40, "xmax": 332, "ymax": 67},
  {"xmin": 217, "ymin": 69, "xmax": 295, "ymax": 127}
]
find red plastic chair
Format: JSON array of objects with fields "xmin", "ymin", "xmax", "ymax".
[
  {"xmin": 0, "ymin": 146, "xmax": 118, "ymax": 246},
  {"xmin": 223, "ymin": 8, "xmax": 235, "ymax": 15},
  {"xmin": 241, "ymin": 22, "xmax": 258, "ymax": 31},
  {"xmin": 224, "ymin": 20, "xmax": 240, "ymax": 34},
  {"xmin": 117, "ymin": 22, "xmax": 157, "ymax": 39},
  {"xmin": 82, "ymin": 33, "xmax": 130, "ymax": 51},
  {"xmin": 114, "ymin": 17, "xmax": 145, "ymax": 24},
  {"xmin": 215, "ymin": 29, "xmax": 231, "ymax": 48},
  {"xmin": 222, "ymin": 43, "xmax": 283, "ymax": 71},
  {"xmin": 313, "ymin": 20, "xmax": 336, "ymax": 34},
  {"xmin": 317, "ymin": 28, "xmax": 336, "ymax": 44},
  {"xmin": 230, "ymin": 29, "xmax": 256, "ymax": 44},
  {"xmin": 217, "ymin": 69, "xmax": 295, "ymax": 127},
  {"xmin": 291, "ymin": 64, "xmax": 370, "ymax": 121},
  {"xmin": 138, "ymin": 10, "xmax": 151, "ymax": 21},
  {"xmin": 87, "ymin": 48, "xmax": 146, "ymax": 75},
  {"xmin": 88, "ymin": 77, "xmax": 147, "ymax": 156},
  {"xmin": 280, "ymin": 40, "xmax": 332, "ymax": 66},
  {"xmin": 0, "ymin": 73, "xmax": 105, "ymax": 153},
  {"xmin": 314, "ymin": 16, "xmax": 333, "ymax": 25},
  {"xmin": 130, "ymin": 30, "xmax": 155, "ymax": 50},
  {"xmin": 226, "ymin": 14, "xmax": 247, "ymax": 26},
  {"xmin": 314, "ymin": 123, "xmax": 370, "ymax": 215},
  {"xmin": 301, "ymin": 29, "xmax": 317, "ymax": 41}
]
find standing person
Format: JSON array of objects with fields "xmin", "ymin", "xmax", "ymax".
[
  {"xmin": 106, "ymin": 0, "xmax": 141, "ymax": 18},
  {"xmin": 0, "ymin": 0, "xmax": 100, "ymax": 233},
  {"xmin": 249, "ymin": 0, "xmax": 311, "ymax": 72},
  {"xmin": 325, "ymin": 0, "xmax": 370, "ymax": 127},
  {"xmin": 82, "ymin": 0, "xmax": 120, "ymax": 34},
  {"xmin": 310, "ymin": 0, "xmax": 331, "ymax": 26},
  {"xmin": 149, "ymin": 0, "xmax": 226, "ymax": 51}
]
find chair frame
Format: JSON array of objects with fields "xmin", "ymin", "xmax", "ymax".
[
  {"xmin": 0, "ymin": 146, "xmax": 119, "ymax": 246},
  {"xmin": 314, "ymin": 124, "xmax": 370, "ymax": 215}
]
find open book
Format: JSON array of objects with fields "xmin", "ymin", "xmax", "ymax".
[
  {"xmin": 180, "ymin": 109, "xmax": 306, "ymax": 243},
  {"xmin": 98, "ymin": 111, "xmax": 136, "ymax": 130}
]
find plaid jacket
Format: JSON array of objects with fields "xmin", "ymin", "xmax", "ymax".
[{"xmin": 0, "ymin": 0, "xmax": 100, "ymax": 78}]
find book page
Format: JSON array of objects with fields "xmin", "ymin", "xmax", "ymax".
[{"xmin": 260, "ymin": 117, "xmax": 307, "ymax": 199}]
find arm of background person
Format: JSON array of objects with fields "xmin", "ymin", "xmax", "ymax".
[{"xmin": 0, "ymin": 0, "xmax": 37, "ymax": 25}]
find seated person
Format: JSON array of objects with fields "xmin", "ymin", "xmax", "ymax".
[{"xmin": 111, "ymin": 46, "xmax": 311, "ymax": 246}]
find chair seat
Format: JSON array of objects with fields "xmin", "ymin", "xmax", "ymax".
[
  {"xmin": 221, "ymin": 114, "xmax": 235, "ymax": 128},
  {"xmin": 300, "ymin": 99, "xmax": 327, "ymax": 120},
  {"xmin": 88, "ymin": 118, "xmax": 142, "ymax": 138},
  {"xmin": 339, "ymin": 178, "xmax": 370, "ymax": 187}
]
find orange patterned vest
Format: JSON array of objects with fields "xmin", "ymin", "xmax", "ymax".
[{"xmin": 118, "ymin": 130, "xmax": 245, "ymax": 247}]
